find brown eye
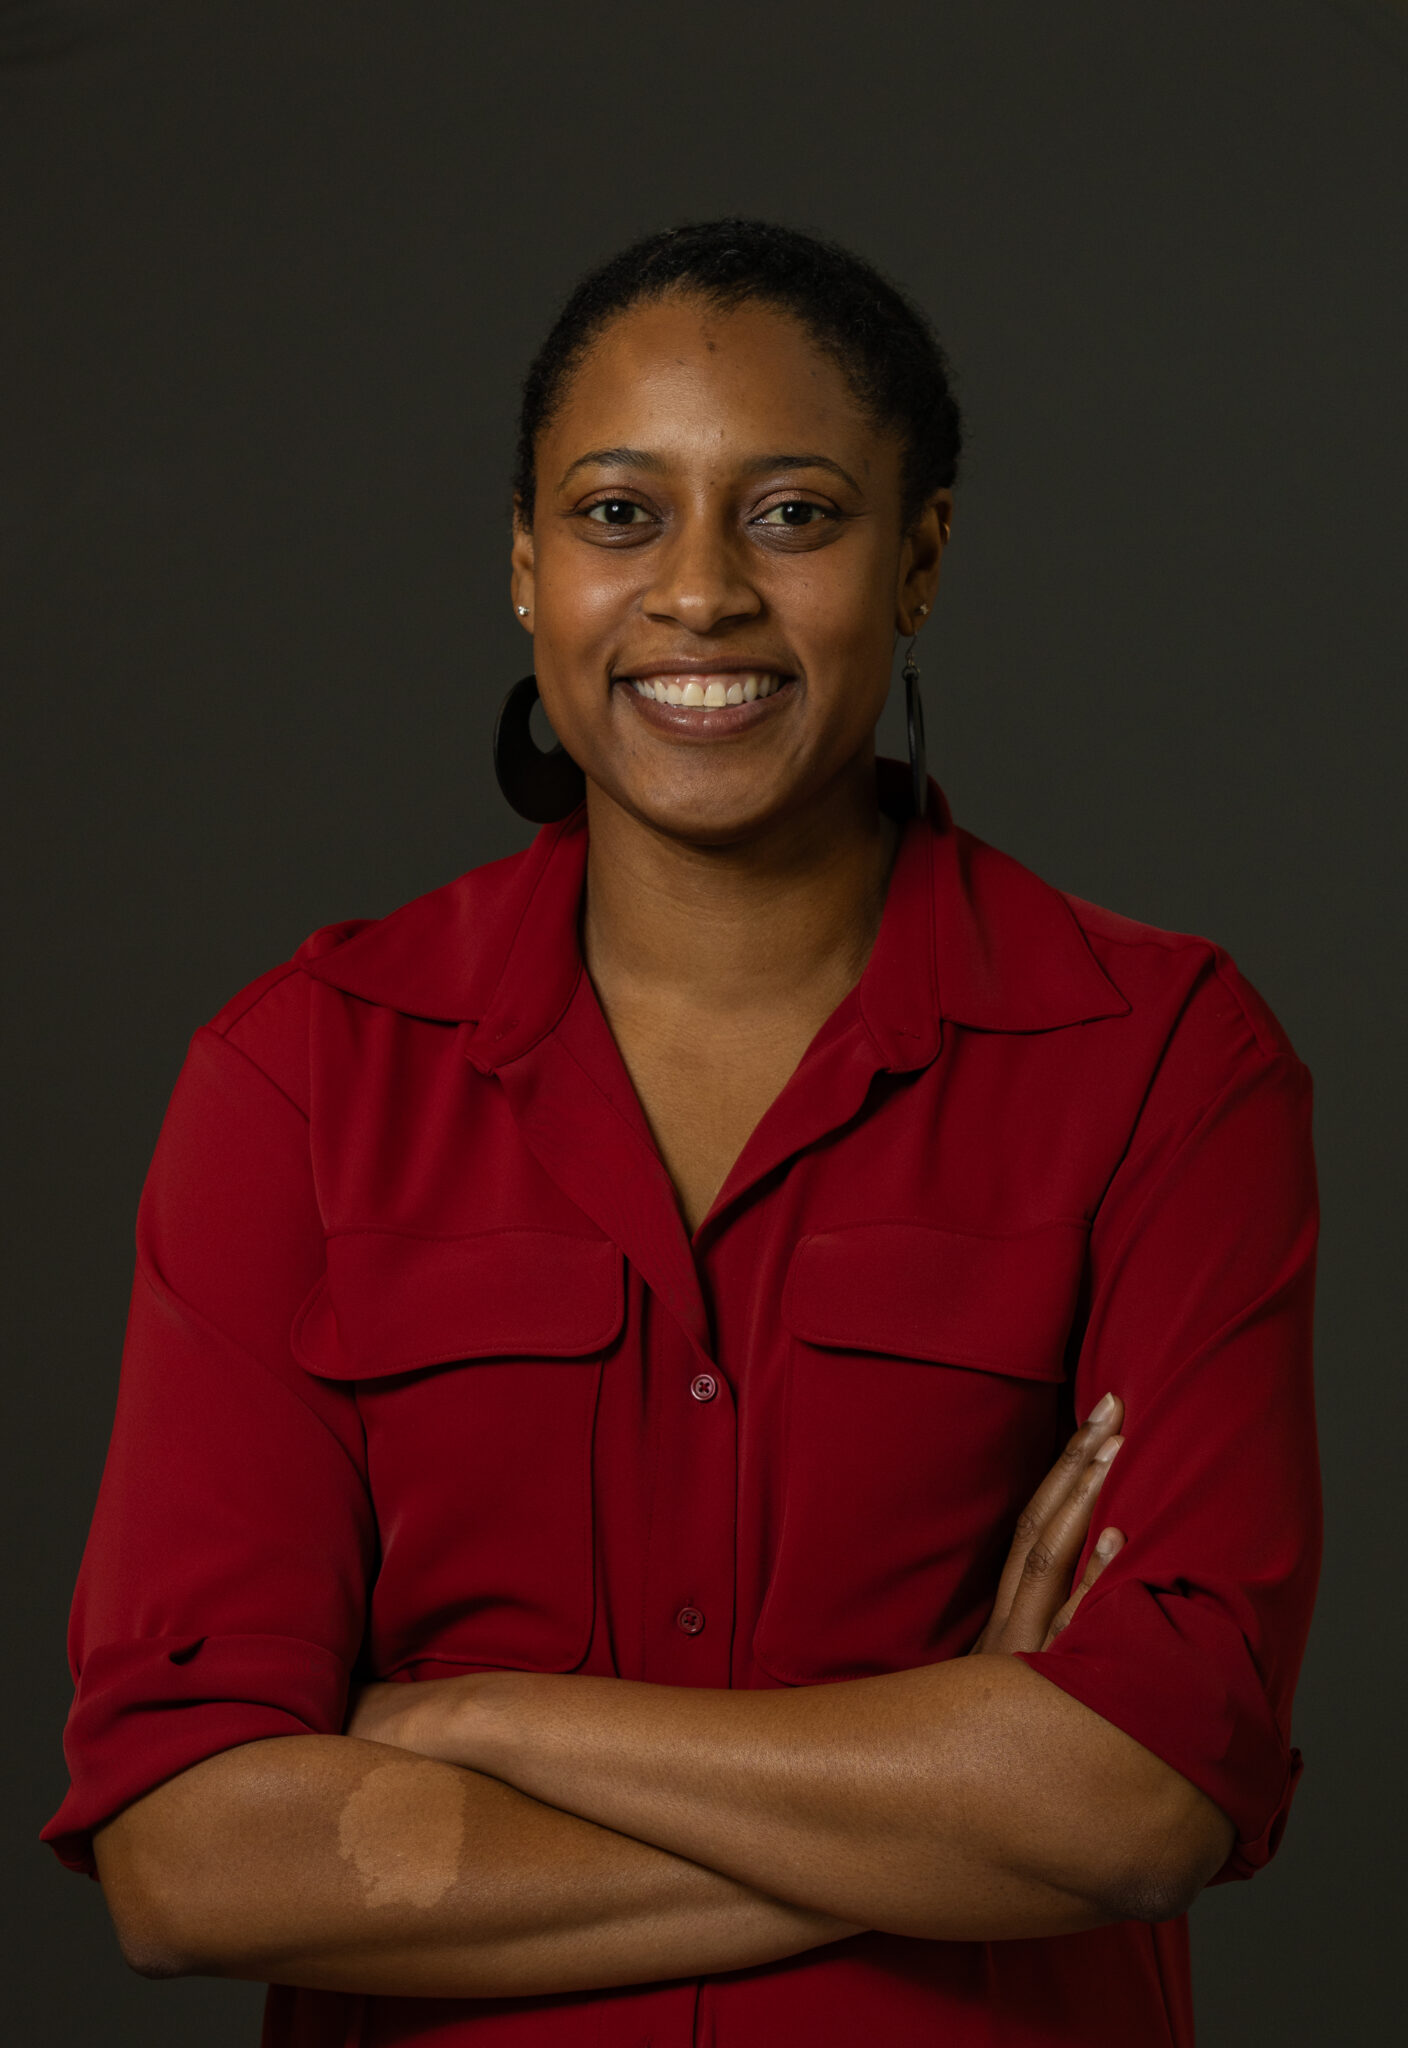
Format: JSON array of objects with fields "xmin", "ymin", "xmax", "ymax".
[
  {"xmin": 586, "ymin": 499, "xmax": 648, "ymax": 526},
  {"xmin": 757, "ymin": 501, "xmax": 829, "ymax": 527}
]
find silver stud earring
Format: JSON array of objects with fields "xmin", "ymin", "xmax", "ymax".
[{"xmin": 516, "ymin": 605, "xmax": 529, "ymax": 617}]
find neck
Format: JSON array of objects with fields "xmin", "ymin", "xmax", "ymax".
[{"xmin": 581, "ymin": 757, "xmax": 901, "ymax": 1019}]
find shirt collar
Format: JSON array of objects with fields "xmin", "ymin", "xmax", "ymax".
[
  {"xmin": 854, "ymin": 763, "xmax": 1129, "ymax": 1069},
  {"xmin": 299, "ymin": 766, "xmax": 1128, "ymax": 1065},
  {"xmin": 297, "ymin": 809, "xmax": 586, "ymax": 1058}
]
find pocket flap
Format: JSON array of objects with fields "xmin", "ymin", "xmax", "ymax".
[
  {"xmin": 293, "ymin": 1229, "xmax": 624, "ymax": 1381},
  {"xmin": 782, "ymin": 1220, "xmax": 1085, "ymax": 1383}
]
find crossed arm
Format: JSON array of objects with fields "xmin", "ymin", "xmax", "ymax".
[{"xmin": 94, "ymin": 1399, "xmax": 1234, "ymax": 1998}]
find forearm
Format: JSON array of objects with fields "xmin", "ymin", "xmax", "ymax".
[
  {"xmin": 385, "ymin": 1659, "xmax": 1231, "ymax": 1940},
  {"xmin": 93, "ymin": 1733, "xmax": 860, "ymax": 1996}
]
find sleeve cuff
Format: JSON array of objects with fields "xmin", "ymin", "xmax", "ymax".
[
  {"xmin": 1013, "ymin": 1576, "xmax": 1304, "ymax": 1883},
  {"xmin": 40, "ymin": 1631, "xmax": 351, "ymax": 1877}
]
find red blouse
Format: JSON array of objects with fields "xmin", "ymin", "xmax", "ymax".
[{"xmin": 44, "ymin": 780, "xmax": 1321, "ymax": 2047}]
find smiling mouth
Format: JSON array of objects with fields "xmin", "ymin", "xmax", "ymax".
[{"xmin": 625, "ymin": 671, "xmax": 786, "ymax": 708}]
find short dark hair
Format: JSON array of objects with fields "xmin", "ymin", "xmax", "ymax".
[{"xmin": 513, "ymin": 218, "xmax": 963, "ymax": 530}]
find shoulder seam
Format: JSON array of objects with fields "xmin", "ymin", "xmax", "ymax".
[
  {"xmin": 193, "ymin": 1021, "xmax": 310, "ymax": 1125},
  {"xmin": 209, "ymin": 961, "xmax": 301, "ymax": 1036},
  {"xmin": 1210, "ymin": 955, "xmax": 1285, "ymax": 1063},
  {"xmin": 1065, "ymin": 898, "xmax": 1298, "ymax": 1064},
  {"xmin": 1060, "ymin": 896, "xmax": 1214, "ymax": 956}
]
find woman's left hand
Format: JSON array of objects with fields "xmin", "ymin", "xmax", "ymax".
[{"xmin": 968, "ymin": 1396, "xmax": 1126, "ymax": 1658}]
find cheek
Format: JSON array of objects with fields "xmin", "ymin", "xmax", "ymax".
[
  {"xmin": 552, "ymin": 540, "xmax": 635, "ymax": 614},
  {"xmin": 786, "ymin": 558, "xmax": 897, "ymax": 697},
  {"xmin": 784, "ymin": 530, "xmax": 896, "ymax": 642},
  {"xmin": 535, "ymin": 547, "xmax": 638, "ymax": 672}
]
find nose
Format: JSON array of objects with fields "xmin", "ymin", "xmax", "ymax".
[{"xmin": 639, "ymin": 510, "xmax": 763, "ymax": 634}]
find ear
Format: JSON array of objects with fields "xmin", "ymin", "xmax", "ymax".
[
  {"xmin": 510, "ymin": 500, "xmax": 535, "ymax": 629},
  {"xmin": 896, "ymin": 490, "xmax": 953, "ymax": 635}
]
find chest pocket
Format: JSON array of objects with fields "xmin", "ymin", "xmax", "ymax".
[
  {"xmin": 753, "ymin": 1219, "xmax": 1085, "ymax": 1685},
  {"xmin": 293, "ymin": 1228, "xmax": 623, "ymax": 1677}
]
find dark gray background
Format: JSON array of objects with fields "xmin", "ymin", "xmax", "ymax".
[{"xmin": 5, "ymin": 0, "xmax": 1404, "ymax": 2037}]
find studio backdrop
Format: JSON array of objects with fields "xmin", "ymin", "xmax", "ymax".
[{"xmin": 5, "ymin": 2, "xmax": 1404, "ymax": 2039}]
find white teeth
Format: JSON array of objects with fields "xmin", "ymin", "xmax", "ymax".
[{"xmin": 630, "ymin": 671, "xmax": 786, "ymax": 708}]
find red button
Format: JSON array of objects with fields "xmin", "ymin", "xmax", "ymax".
[
  {"xmin": 690, "ymin": 1373, "xmax": 718, "ymax": 1402},
  {"xmin": 675, "ymin": 1605, "xmax": 705, "ymax": 1635}
]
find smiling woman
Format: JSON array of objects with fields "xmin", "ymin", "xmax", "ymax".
[
  {"xmin": 507, "ymin": 225, "xmax": 955, "ymax": 858},
  {"xmin": 519, "ymin": 291, "xmax": 931, "ymax": 855},
  {"xmin": 45, "ymin": 220, "xmax": 1320, "ymax": 2048}
]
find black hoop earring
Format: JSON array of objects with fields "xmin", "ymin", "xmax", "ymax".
[
  {"xmin": 493, "ymin": 675, "xmax": 586, "ymax": 823},
  {"xmin": 902, "ymin": 638, "xmax": 928, "ymax": 819}
]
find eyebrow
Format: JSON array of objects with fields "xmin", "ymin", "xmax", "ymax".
[
  {"xmin": 558, "ymin": 447, "xmax": 664, "ymax": 487},
  {"xmin": 557, "ymin": 448, "xmax": 863, "ymax": 494}
]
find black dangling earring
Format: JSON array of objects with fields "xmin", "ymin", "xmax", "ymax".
[
  {"xmin": 493, "ymin": 675, "xmax": 586, "ymax": 823},
  {"xmin": 902, "ymin": 634, "xmax": 928, "ymax": 819}
]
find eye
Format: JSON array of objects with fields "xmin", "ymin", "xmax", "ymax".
[
  {"xmin": 585, "ymin": 499, "xmax": 651, "ymax": 526},
  {"xmin": 756, "ymin": 500, "xmax": 832, "ymax": 527}
]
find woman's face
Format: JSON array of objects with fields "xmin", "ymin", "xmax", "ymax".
[{"xmin": 512, "ymin": 293, "xmax": 949, "ymax": 844}]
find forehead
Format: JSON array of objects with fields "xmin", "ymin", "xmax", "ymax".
[{"xmin": 543, "ymin": 294, "xmax": 895, "ymax": 482}]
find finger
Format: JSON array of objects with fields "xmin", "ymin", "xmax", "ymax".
[
  {"xmin": 1003, "ymin": 1435, "xmax": 1122, "ymax": 1647},
  {"xmin": 1040, "ymin": 1526, "xmax": 1125, "ymax": 1649},
  {"xmin": 984, "ymin": 1395, "xmax": 1124, "ymax": 1633}
]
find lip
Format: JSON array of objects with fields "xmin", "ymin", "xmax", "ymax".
[{"xmin": 613, "ymin": 656, "xmax": 795, "ymax": 682}]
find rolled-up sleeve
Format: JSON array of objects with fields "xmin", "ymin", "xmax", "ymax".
[
  {"xmin": 1016, "ymin": 968, "xmax": 1321, "ymax": 1883},
  {"xmin": 42, "ymin": 1012, "xmax": 374, "ymax": 1876}
]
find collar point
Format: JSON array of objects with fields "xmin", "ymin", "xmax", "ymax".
[{"xmin": 861, "ymin": 1008, "xmax": 944, "ymax": 1073}]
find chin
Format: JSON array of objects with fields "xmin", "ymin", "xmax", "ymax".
[{"xmin": 611, "ymin": 766, "xmax": 799, "ymax": 847}]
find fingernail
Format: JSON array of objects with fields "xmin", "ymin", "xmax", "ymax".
[
  {"xmin": 1093, "ymin": 1435, "xmax": 1123, "ymax": 1464},
  {"xmin": 1087, "ymin": 1392, "xmax": 1117, "ymax": 1425},
  {"xmin": 1096, "ymin": 1527, "xmax": 1122, "ymax": 1558}
]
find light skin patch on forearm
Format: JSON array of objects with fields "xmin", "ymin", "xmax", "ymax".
[{"xmin": 337, "ymin": 1757, "xmax": 465, "ymax": 1909}]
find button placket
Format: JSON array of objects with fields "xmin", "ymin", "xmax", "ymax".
[
  {"xmin": 641, "ymin": 1326, "xmax": 737, "ymax": 1683},
  {"xmin": 676, "ymin": 1370, "xmax": 718, "ymax": 1639}
]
